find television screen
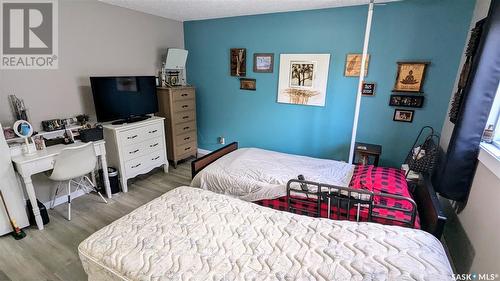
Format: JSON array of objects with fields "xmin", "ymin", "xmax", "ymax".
[{"xmin": 90, "ymin": 76, "xmax": 158, "ymax": 122}]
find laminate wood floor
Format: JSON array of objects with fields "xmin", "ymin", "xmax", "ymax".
[{"xmin": 0, "ymin": 162, "xmax": 192, "ymax": 281}]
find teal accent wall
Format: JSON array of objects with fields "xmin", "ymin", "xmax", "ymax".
[{"xmin": 184, "ymin": 0, "xmax": 475, "ymax": 167}]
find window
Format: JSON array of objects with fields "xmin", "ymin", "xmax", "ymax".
[{"xmin": 485, "ymin": 82, "xmax": 500, "ymax": 148}]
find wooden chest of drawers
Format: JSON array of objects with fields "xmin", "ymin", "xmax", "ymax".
[{"xmin": 157, "ymin": 86, "xmax": 197, "ymax": 168}]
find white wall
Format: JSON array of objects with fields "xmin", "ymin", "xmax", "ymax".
[
  {"xmin": 457, "ymin": 158, "xmax": 500, "ymax": 273},
  {"xmin": 0, "ymin": 0, "xmax": 184, "ymax": 128},
  {"xmin": 0, "ymin": 0, "xmax": 184, "ymax": 203}
]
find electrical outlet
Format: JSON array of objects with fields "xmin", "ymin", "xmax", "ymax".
[{"xmin": 218, "ymin": 136, "xmax": 225, "ymax": 145}]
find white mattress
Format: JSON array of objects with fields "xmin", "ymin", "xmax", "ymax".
[
  {"xmin": 79, "ymin": 186, "xmax": 453, "ymax": 281},
  {"xmin": 191, "ymin": 148, "xmax": 355, "ymax": 201}
]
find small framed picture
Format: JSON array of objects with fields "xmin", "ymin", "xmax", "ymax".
[
  {"xmin": 253, "ymin": 53, "xmax": 274, "ymax": 73},
  {"xmin": 361, "ymin": 82, "xmax": 376, "ymax": 96},
  {"xmin": 345, "ymin": 53, "xmax": 370, "ymax": 77},
  {"xmin": 393, "ymin": 109, "xmax": 414, "ymax": 123},
  {"xmin": 389, "ymin": 94, "xmax": 424, "ymax": 108},
  {"xmin": 230, "ymin": 48, "xmax": 246, "ymax": 77},
  {"xmin": 240, "ymin": 78, "xmax": 256, "ymax": 91},
  {"xmin": 393, "ymin": 62, "xmax": 429, "ymax": 92}
]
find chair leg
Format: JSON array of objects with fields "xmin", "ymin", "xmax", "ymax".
[
  {"xmin": 84, "ymin": 176, "xmax": 107, "ymax": 204},
  {"xmin": 67, "ymin": 180, "xmax": 72, "ymax": 221},
  {"xmin": 50, "ymin": 182, "xmax": 61, "ymax": 209}
]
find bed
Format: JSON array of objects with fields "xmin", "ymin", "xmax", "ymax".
[
  {"xmin": 191, "ymin": 142, "xmax": 447, "ymax": 238},
  {"xmin": 79, "ymin": 186, "xmax": 453, "ymax": 281}
]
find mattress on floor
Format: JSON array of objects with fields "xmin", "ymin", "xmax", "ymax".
[{"xmin": 78, "ymin": 186, "xmax": 453, "ymax": 281}]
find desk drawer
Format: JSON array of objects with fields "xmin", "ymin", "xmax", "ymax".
[
  {"xmin": 175, "ymin": 131, "xmax": 196, "ymax": 146},
  {"xmin": 123, "ymin": 137, "xmax": 163, "ymax": 161},
  {"xmin": 173, "ymin": 110, "xmax": 196, "ymax": 124},
  {"xmin": 125, "ymin": 150, "xmax": 165, "ymax": 177},
  {"xmin": 174, "ymin": 121, "xmax": 196, "ymax": 135},
  {"xmin": 173, "ymin": 99, "xmax": 195, "ymax": 113},
  {"xmin": 172, "ymin": 88, "xmax": 195, "ymax": 102},
  {"xmin": 120, "ymin": 122, "xmax": 163, "ymax": 146}
]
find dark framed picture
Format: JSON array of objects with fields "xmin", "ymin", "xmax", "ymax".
[
  {"xmin": 361, "ymin": 82, "xmax": 376, "ymax": 96},
  {"xmin": 253, "ymin": 53, "xmax": 274, "ymax": 73},
  {"xmin": 240, "ymin": 78, "xmax": 256, "ymax": 91},
  {"xmin": 393, "ymin": 62, "xmax": 429, "ymax": 92},
  {"xmin": 393, "ymin": 109, "xmax": 414, "ymax": 123},
  {"xmin": 230, "ymin": 48, "xmax": 246, "ymax": 77},
  {"xmin": 389, "ymin": 94, "xmax": 424, "ymax": 108}
]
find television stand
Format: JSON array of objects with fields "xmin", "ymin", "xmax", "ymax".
[{"xmin": 111, "ymin": 115, "xmax": 151, "ymax": 125}]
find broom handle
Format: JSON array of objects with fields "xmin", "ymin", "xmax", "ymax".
[{"xmin": 0, "ymin": 190, "xmax": 16, "ymax": 230}]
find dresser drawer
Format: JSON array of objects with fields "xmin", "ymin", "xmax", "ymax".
[
  {"xmin": 123, "ymin": 143, "xmax": 144, "ymax": 161},
  {"xmin": 173, "ymin": 110, "xmax": 196, "ymax": 124},
  {"xmin": 173, "ymin": 99, "xmax": 195, "ymax": 113},
  {"xmin": 175, "ymin": 131, "xmax": 196, "ymax": 146},
  {"xmin": 144, "ymin": 137, "xmax": 163, "ymax": 154},
  {"xmin": 174, "ymin": 121, "xmax": 196, "ymax": 135},
  {"xmin": 120, "ymin": 122, "xmax": 163, "ymax": 146},
  {"xmin": 172, "ymin": 88, "xmax": 195, "ymax": 102},
  {"xmin": 175, "ymin": 141, "xmax": 196, "ymax": 158},
  {"xmin": 124, "ymin": 150, "xmax": 165, "ymax": 177},
  {"xmin": 123, "ymin": 137, "xmax": 163, "ymax": 161}
]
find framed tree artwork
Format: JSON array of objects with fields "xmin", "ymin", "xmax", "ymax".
[
  {"xmin": 230, "ymin": 48, "xmax": 246, "ymax": 77},
  {"xmin": 393, "ymin": 62, "xmax": 429, "ymax": 92},
  {"xmin": 277, "ymin": 54, "xmax": 331, "ymax": 107}
]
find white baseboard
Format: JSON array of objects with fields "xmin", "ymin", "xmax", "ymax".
[
  {"xmin": 197, "ymin": 148, "xmax": 212, "ymax": 156},
  {"xmin": 42, "ymin": 189, "xmax": 88, "ymax": 208}
]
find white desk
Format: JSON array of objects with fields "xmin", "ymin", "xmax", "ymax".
[{"xmin": 11, "ymin": 140, "xmax": 111, "ymax": 230}]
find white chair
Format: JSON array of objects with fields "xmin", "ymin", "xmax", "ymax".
[{"xmin": 48, "ymin": 142, "xmax": 107, "ymax": 220}]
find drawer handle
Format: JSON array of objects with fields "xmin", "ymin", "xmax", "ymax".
[
  {"xmin": 151, "ymin": 156, "xmax": 160, "ymax": 161},
  {"xmin": 148, "ymin": 130, "xmax": 158, "ymax": 134},
  {"xmin": 131, "ymin": 163, "xmax": 141, "ymax": 168},
  {"xmin": 184, "ymin": 137, "xmax": 190, "ymax": 141},
  {"xmin": 129, "ymin": 149, "xmax": 139, "ymax": 154},
  {"xmin": 185, "ymin": 147, "xmax": 191, "ymax": 151},
  {"xmin": 182, "ymin": 105, "xmax": 189, "ymax": 108},
  {"xmin": 182, "ymin": 116, "xmax": 189, "ymax": 119},
  {"xmin": 127, "ymin": 135, "xmax": 138, "ymax": 139},
  {"xmin": 183, "ymin": 126, "xmax": 190, "ymax": 130},
  {"xmin": 181, "ymin": 93, "xmax": 188, "ymax": 97},
  {"xmin": 150, "ymin": 143, "xmax": 159, "ymax": 148}
]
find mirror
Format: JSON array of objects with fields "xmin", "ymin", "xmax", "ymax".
[
  {"xmin": 13, "ymin": 120, "xmax": 35, "ymax": 155},
  {"xmin": 13, "ymin": 120, "xmax": 33, "ymax": 138}
]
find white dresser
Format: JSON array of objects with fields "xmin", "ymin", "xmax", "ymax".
[{"xmin": 103, "ymin": 117, "xmax": 168, "ymax": 192}]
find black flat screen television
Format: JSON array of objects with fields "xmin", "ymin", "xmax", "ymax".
[{"xmin": 90, "ymin": 76, "xmax": 158, "ymax": 123}]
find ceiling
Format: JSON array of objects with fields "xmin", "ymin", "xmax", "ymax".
[{"xmin": 99, "ymin": 0, "xmax": 400, "ymax": 22}]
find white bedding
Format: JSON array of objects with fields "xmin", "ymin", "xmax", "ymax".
[
  {"xmin": 191, "ymin": 148, "xmax": 355, "ymax": 201},
  {"xmin": 79, "ymin": 186, "xmax": 453, "ymax": 281}
]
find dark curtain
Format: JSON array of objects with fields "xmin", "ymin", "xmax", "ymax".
[{"xmin": 434, "ymin": 0, "xmax": 500, "ymax": 202}]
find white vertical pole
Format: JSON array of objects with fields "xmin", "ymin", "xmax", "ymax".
[{"xmin": 348, "ymin": 0, "xmax": 375, "ymax": 164}]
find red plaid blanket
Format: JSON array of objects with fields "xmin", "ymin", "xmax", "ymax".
[{"xmin": 255, "ymin": 165, "xmax": 420, "ymax": 228}]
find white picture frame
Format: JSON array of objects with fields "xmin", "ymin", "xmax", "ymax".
[{"xmin": 277, "ymin": 54, "xmax": 331, "ymax": 107}]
